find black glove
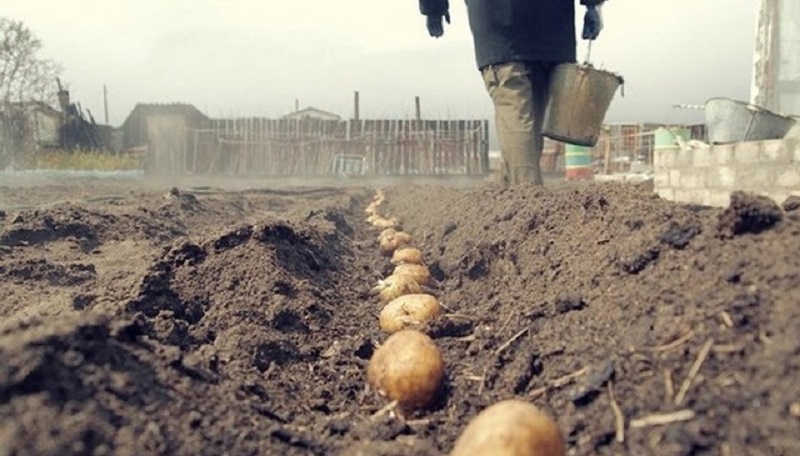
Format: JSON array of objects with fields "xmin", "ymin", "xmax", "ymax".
[
  {"xmin": 419, "ymin": 0, "xmax": 450, "ymax": 38},
  {"xmin": 582, "ymin": 4, "xmax": 603, "ymax": 40}
]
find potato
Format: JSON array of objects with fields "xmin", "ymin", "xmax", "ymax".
[
  {"xmin": 379, "ymin": 294, "xmax": 442, "ymax": 333},
  {"xmin": 450, "ymin": 400, "xmax": 566, "ymax": 456},
  {"xmin": 392, "ymin": 263, "xmax": 431, "ymax": 286},
  {"xmin": 365, "ymin": 201, "xmax": 381, "ymax": 215},
  {"xmin": 379, "ymin": 228, "xmax": 397, "ymax": 242},
  {"xmin": 371, "ymin": 274, "xmax": 423, "ymax": 304},
  {"xmin": 372, "ymin": 216, "xmax": 401, "ymax": 229},
  {"xmin": 367, "ymin": 329, "xmax": 445, "ymax": 415},
  {"xmin": 379, "ymin": 231, "xmax": 412, "ymax": 256},
  {"xmin": 391, "ymin": 247, "xmax": 424, "ymax": 266}
]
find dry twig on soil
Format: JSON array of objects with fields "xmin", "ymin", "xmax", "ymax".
[
  {"xmin": 629, "ymin": 409, "xmax": 696, "ymax": 428},
  {"xmin": 497, "ymin": 313, "xmax": 515, "ymax": 334},
  {"xmin": 370, "ymin": 400, "xmax": 399, "ymax": 420},
  {"xmin": 529, "ymin": 367, "xmax": 589, "ymax": 398},
  {"xmin": 608, "ymin": 381, "xmax": 625, "ymax": 443},
  {"xmin": 663, "ymin": 369, "xmax": 674, "ymax": 402},
  {"xmin": 719, "ymin": 311, "xmax": 734, "ymax": 328},
  {"xmin": 477, "ymin": 366, "xmax": 489, "ymax": 396},
  {"xmin": 495, "ymin": 327, "xmax": 529, "ymax": 356},
  {"xmin": 643, "ymin": 329, "xmax": 695, "ymax": 353},
  {"xmin": 674, "ymin": 339, "xmax": 714, "ymax": 405}
]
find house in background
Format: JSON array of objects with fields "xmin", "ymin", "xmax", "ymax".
[
  {"xmin": 0, "ymin": 101, "xmax": 62, "ymax": 167},
  {"xmin": 281, "ymin": 107, "xmax": 341, "ymax": 122}
]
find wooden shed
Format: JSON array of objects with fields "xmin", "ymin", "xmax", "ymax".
[{"xmin": 120, "ymin": 103, "xmax": 208, "ymax": 150}]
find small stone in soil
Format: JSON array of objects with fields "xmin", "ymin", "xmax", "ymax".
[{"xmin": 782, "ymin": 195, "xmax": 800, "ymax": 213}]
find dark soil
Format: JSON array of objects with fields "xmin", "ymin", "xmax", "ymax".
[{"xmin": 2, "ymin": 179, "xmax": 799, "ymax": 456}]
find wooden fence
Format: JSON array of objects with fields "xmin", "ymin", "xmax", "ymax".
[{"xmin": 146, "ymin": 117, "xmax": 490, "ymax": 177}]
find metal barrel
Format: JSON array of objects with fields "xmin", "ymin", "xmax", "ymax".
[
  {"xmin": 654, "ymin": 127, "xmax": 691, "ymax": 150},
  {"xmin": 564, "ymin": 144, "xmax": 593, "ymax": 181}
]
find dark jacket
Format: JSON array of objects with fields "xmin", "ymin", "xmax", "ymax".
[{"xmin": 456, "ymin": 0, "xmax": 604, "ymax": 70}]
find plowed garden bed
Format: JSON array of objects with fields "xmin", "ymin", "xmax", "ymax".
[{"xmin": 1, "ymin": 178, "xmax": 799, "ymax": 455}]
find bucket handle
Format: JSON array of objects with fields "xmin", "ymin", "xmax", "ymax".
[
  {"xmin": 581, "ymin": 39, "xmax": 626, "ymax": 98},
  {"xmin": 585, "ymin": 40, "xmax": 594, "ymax": 65}
]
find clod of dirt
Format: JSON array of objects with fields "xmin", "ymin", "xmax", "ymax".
[
  {"xmin": 425, "ymin": 316, "xmax": 475, "ymax": 339},
  {"xmin": 782, "ymin": 195, "xmax": 800, "ymax": 213},
  {"xmin": 570, "ymin": 359, "xmax": 616, "ymax": 407},
  {"xmin": 0, "ymin": 209, "xmax": 6, "ymax": 220},
  {"xmin": 349, "ymin": 413, "xmax": 410, "ymax": 442},
  {"xmin": 717, "ymin": 191, "xmax": 783, "ymax": 238},
  {"xmin": 0, "ymin": 259, "xmax": 96, "ymax": 286},
  {"xmin": 553, "ymin": 294, "xmax": 586, "ymax": 315},
  {"xmin": 660, "ymin": 220, "xmax": 701, "ymax": 249},
  {"xmin": 616, "ymin": 244, "xmax": 660, "ymax": 275}
]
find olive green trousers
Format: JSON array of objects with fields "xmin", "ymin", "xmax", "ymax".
[{"xmin": 482, "ymin": 61, "xmax": 554, "ymax": 186}]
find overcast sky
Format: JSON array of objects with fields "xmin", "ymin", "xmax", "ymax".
[{"xmin": 5, "ymin": 0, "xmax": 757, "ymax": 127}]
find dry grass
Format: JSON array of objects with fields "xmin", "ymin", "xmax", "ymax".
[{"xmin": 19, "ymin": 150, "xmax": 144, "ymax": 171}]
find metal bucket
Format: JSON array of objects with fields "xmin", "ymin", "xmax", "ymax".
[
  {"xmin": 542, "ymin": 63, "xmax": 624, "ymax": 147},
  {"xmin": 704, "ymin": 98, "xmax": 797, "ymax": 144}
]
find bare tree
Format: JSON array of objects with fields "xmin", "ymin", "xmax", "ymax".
[
  {"xmin": 0, "ymin": 17, "xmax": 63, "ymax": 166},
  {"xmin": 0, "ymin": 17, "xmax": 62, "ymax": 105}
]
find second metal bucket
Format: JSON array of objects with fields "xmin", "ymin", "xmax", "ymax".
[{"xmin": 542, "ymin": 63, "xmax": 624, "ymax": 147}]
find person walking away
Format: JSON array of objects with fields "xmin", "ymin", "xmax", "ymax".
[{"xmin": 419, "ymin": 0, "xmax": 606, "ymax": 186}]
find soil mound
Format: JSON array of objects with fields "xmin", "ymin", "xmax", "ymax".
[{"xmin": 383, "ymin": 182, "xmax": 800, "ymax": 455}]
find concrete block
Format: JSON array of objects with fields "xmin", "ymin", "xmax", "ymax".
[
  {"xmin": 652, "ymin": 149, "xmax": 663, "ymax": 167},
  {"xmin": 674, "ymin": 188, "xmax": 711, "ymax": 206},
  {"xmin": 693, "ymin": 147, "xmax": 712, "ymax": 167},
  {"xmin": 710, "ymin": 191, "xmax": 732, "ymax": 207},
  {"xmin": 733, "ymin": 142, "xmax": 762, "ymax": 164},
  {"xmin": 669, "ymin": 169, "xmax": 681, "ymax": 186},
  {"xmin": 653, "ymin": 170, "xmax": 669, "ymax": 188},
  {"xmin": 708, "ymin": 166, "xmax": 736, "ymax": 189},
  {"xmin": 777, "ymin": 166, "xmax": 800, "ymax": 188},
  {"xmin": 656, "ymin": 187, "xmax": 674, "ymax": 201},
  {"xmin": 762, "ymin": 139, "xmax": 790, "ymax": 162},
  {"xmin": 675, "ymin": 147, "xmax": 694, "ymax": 167},
  {"xmin": 653, "ymin": 148, "xmax": 675, "ymax": 168},
  {"xmin": 707, "ymin": 191, "xmax": 732, "ymax": 208},
  {"xmin": 680, "ymin": 168, "xmax": 707, "ymax": 189},
  {"xmin": 734, "ymin": 165, "xmax": 771, "ymax": 192},
  {"xmin": 666, "ymin": 148, "xmax": 682, "ymax": 167},
  {"xmin": 713, "ymin": 145, "xmax": 735, "ymax": 166}
]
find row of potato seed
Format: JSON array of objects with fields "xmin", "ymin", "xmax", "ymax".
[{"xmin": 361, "ymin": 189, "xmax": 568, "ymax": 456}]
